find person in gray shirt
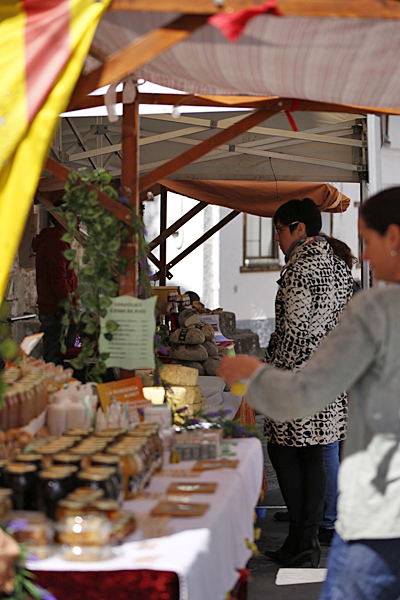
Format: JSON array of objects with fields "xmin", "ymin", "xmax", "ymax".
[{"xmin": 218, "ymin": 187, "xmax": 400, "ymax": 600}]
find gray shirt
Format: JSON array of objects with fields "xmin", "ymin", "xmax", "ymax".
[{"xmin": 247, "ymin": 285, "xmax": 400, "ymax": 540}]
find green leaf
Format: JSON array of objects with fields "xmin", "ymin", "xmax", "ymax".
[
  {"xmin": 84, "ymin": 264, "xmax": 96, "ymax": 277},
  {"xmin": 59, "ymin": 297, "xmax": 72, "ymax": 311},
  {"xmin": 63, "ymin": 248, "xmax": 76, "ymax": 260},
  {"xmin": 0, "ymin": 338, "xmax": 18, "ymax": 360},
  {"xmin": 66, "ymin": 172, "xmax": 79, "ymax": 186},
  {"xmin": 84, "ymin": 321, "xmax": 96, "ymax": 335},
  {"xmin": 99, "ymin": 172, "xmax": 112, "ymax": 184},
  {"xmin": 104, "ymin": 332, "xmax": 113, "ymax": 342},
  {"xmin": 60, "ymin": 342, "xmax": 67, "ymax": 354},
  {"xmin": 100, "ymin": 352, "xmax": 110, "ymax": 360},
  {"xmin": 105, "ymin": 320, "xmax": 119, "ymax": 333},
  {"xmin": 71, "ymin": 357, "xmax": 84, "ymax": 370},
  {"xmin": 61, "ymin": 232, "xmax": 74, "ymax": 244},
  {"xmin": 99, "ymin": 296, "xmax": 112, "ymax": 310}
]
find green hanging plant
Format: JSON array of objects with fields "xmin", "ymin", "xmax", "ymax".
[{"xmin": 57, "ymin": 169, "xmax": 163, "ymax": 384}]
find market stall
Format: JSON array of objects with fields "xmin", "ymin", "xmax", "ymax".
[{"xmin": 3, "ymin": 3, "xmax": 400, "ymax": 599}]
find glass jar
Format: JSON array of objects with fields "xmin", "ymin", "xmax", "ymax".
[
  {"xmin": 91, "ymin": 455, "xmax": 122, "ymax": 486},
  {"xmin": 106, "ymin": 449, "xmax": 143, "ymax": 499},
  {"xmin": 0, "ymin": 461, "xmax": 9, "ymax": 487},
  {"xmin": 5, "ymin": 463, "xmax": 37, "ymax": 510},
  {"xmin": 91, "ymin": 500, "xmax": 120, "ymax": 521},
  {"xmin": 50, "ymin": 465, "xmax": 79, "ymax": 494},
  {"xmin": 15, "ymin": 454, "xmax": 43, "ymax": 470},
  {"xmin": 53, "ymin": 454, "xmax": 82, "ymax": 468},
  {"xmin": 38, "ymin": 469, "xmax": 71, "ymax": 520},
  {"xmin": 77, "ymin": 471, "xmax": 115, "ymax": 500},
  {"xmin": 85, "ymin": 467, "xmax": 120, "ymax": 502},
  {"xmin": 56, "ymin": 499, "xmax": 94, "ymax": 522}
]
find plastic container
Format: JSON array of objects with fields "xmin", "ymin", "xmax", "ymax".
[
  {"xmin": 47, "ymin": 396, "xmax": 67, "ymax": 437},
  {"xmin": 66, "ymin": 397, "xmax": 85, "ymax": 431}
]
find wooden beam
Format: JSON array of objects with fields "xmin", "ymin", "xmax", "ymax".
[
  {"xmin": 165, "ymin": 210, "xmax": 240, "ymax": 271},
  {"xmin": 67, "ymin": 91, "xmax": 400, "ymax": 117},
  {"xmin": 139, "ymin": 107, "xmax": 281, "ymax": 191},
  {"xmin": 109, "ymin": 0, "xmax": 400, "ymax": 19},
  {"xmin": 150, "ymin": 200, "xmax": 208, "ymax": 249},
  {"xmin": 44, "ymin": 157, "xmax": 133, "ymax": 228},
  {"xmin": 67, "ymin": 14, "xmax": 209, "ymax": 111},
  {"xmin": 119, "ymin": 100, "xmax": 139, "ymax": 298}
]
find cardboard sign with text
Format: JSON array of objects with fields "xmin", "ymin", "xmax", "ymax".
[{"xmin": 97, "ymin": 377, "xmax": 151, "ymax": 426}]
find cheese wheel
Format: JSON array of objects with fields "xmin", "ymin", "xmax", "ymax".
[
  {"xmin": 160, "ymin": 364, "xmax": 199, "ymax": 386},
  {"xmin": 143, "ymin": 385, "xmax": 202, "ymax": 407}
]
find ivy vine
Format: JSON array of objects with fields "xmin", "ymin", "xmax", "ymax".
[{"xmin": 56, "ymin": 168, "xmax": 162, "ymax": 383}]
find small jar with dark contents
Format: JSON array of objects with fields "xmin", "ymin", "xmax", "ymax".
[
  {"xmin": 85, "ymin": 466, "xmax": 120, "ymax": 502},
  {"xmin": 38, "ymin": 469, "xmax": 71, "ymax": 520},
  {"xmin": 0, "ymin": 460, "xmax": 9, "ymax": 487},
  {"xmin": 91, "ymin": 454, "xmax": 122, "ymax": 486},
  {"xmin": 53, "ymin": 453, "xmax": 82, "ymax": 469},
  {"xmin": 5, "ymin": 463, "xmax": 37, "ymax": 510},
  {"xmin": 77, "ymin": 470, "xmax": 116, "ymax": 500},
  {"xmin": 50, "ymin": 465, "xmax": 79, "ymax": 494},
  {"xmin": 15, "ymin": 454, "xmax": 43, "ymax": 471}
]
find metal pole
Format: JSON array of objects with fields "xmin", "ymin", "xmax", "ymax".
[{"xmin": 159, "ymin": 186, "xmax": 167, "ymax": 286}]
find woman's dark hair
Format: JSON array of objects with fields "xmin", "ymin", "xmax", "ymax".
[
  {"xmin": 273, "ymin": 198, "xmax": 322, "ymax": 236},
  {"xmin": 322, "ymin": 234, "xmax": 358, "ymax": 270},
  {"xmin": 360, "ymin": 187, "xmax": 400, "ymax": 235}
]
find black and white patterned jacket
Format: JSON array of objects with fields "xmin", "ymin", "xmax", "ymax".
[{"xmin": 264, "ymin": 236, "xmax": 354, "ymax": 446}]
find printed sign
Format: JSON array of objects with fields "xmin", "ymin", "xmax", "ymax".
[{"xmin": 99, "ymin": 296, "xmax": 157, "ymax": 370}]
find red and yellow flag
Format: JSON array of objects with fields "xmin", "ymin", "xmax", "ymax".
[{"xmin": 0, "ymin": 0, "xmax": 110, "ymax": 301}]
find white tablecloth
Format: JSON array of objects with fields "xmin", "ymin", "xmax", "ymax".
[{"xmin": 29, "ymin": 438, "xmax": 263, "ymax": 600}]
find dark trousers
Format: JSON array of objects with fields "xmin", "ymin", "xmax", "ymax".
[
  {"xmin": 39, "ymin": 311, "xmax": 76, "ymax": 365},
  {"xmin": 268, "ymin": 442, "xmax": 326, "ymax": 539}
]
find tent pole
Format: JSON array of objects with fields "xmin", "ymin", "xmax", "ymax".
[
  {"xmin": 119, "ymin": 99, "xmax": 139, "ymax": 297},
  {"xmin": 359, "ymin": 181, "xmax": 370, "ymax": 290},
  {"xmin": 159, "ymin": 186, "xmax": 167, "ymax": 286},
  {"xmin": 119, "ymin": 98, "xmax": 139, "ymax": 379}
]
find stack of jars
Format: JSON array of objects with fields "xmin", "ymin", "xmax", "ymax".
[
  {"xmin": 0, "ymin": 424, "xmax": 163, "ymax": 519},
  {"xmin": 0, "ymin": 360, "xmax": 74, "ymax": 431}
]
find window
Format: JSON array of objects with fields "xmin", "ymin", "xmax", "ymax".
[{"xmin": 241, "ymin": 214, "xmax": 280, "ymax": 272}]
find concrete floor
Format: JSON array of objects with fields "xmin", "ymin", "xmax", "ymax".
[{"xmin": 247, "ymin": 430, "xmax": 330, "ymax": 599}]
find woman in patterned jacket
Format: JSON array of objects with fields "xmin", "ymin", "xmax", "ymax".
[{"xmin": 263, "ymin": 199, "xmax": 353, "ymax": 565}]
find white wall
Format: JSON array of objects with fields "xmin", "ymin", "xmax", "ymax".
[
  {"xmin": 143, "ymin": 192, "xmax": 205, "ymax": 300},
  {"xmin": 219, "ymin": 207, "xmax": 279, "ymax": 321},
  {"xmin": 382, "ymin": 116, "xmax": 400, "ymax": 188}
]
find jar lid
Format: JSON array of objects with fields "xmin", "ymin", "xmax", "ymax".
[
  {"xmin": 40, "ymin": 447, "xmax": 60, "ymax": 455},
  {"xmin": 0, "ymin": 460, "xmax": 9, "ymax": 468},
  {"xmin": 68, "ymin": 488, "xmax": 104, "ymax": 501},
  {"xmin": 15, "ymin": 454, "xmax": 42, "ymax": 462},
  {"xmin": 91, "ymin": 454, "xmax": 119, "ymax": 465},
  {"xmin": 78, "ymin": 471, "xmax": 109, "ymax": 482},
  {"xmin": 50, "ymin": 465, "xmax": 78, "ymax": 474},
  {"xmin": 86, "ymin": 466, "xmax": 116, "ymax": 476},
  {"xmin": 92, "ymin": 500, "xmax": 119, "ymax": 511},
  {"xmin": 6, "ymin": 463, "xmax": 37, "ymax": 474},
  {"xmin": 57, "ymin": 499, "xmax": 88, "ymax": 510},
  {"xmin": 54, "ymin": 454, "xmax": 82, "ymax": 463},
  {"xmin": 39, "ymin": 469, "xmax": 68, "ymax": 480}
]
